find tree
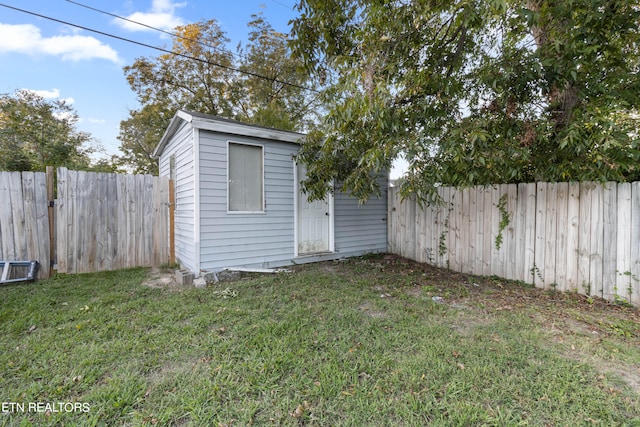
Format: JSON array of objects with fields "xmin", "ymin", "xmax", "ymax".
[
  {"xmin": 236, "ymin": 15, "xmax": 316, "ymax": 131},
  {"xmin": 117, "ymin": 103, "xmax": 173, "ymax": 175},
  {"xmin": 0, "ymin": 90, "xmax": 97, "ymax": 172},
  {"xmin": 291, "ymin": 0, "xmax": 640, "ymax": 202},
  {"xmin": 118, "ymin": 16, "xmax": 315, "ymax": 173}
]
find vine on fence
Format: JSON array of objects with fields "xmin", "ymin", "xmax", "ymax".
[
  {"xmin": 495, "ymin": 194, "xmax": 510, "ymax": 250},
  {"xmin": 437, "ymin": 204, "xmax": 453, "ymax": 269}
]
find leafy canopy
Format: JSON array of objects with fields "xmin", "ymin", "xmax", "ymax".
[
  {"xmin": 291, "ymin": 0, "xmax": 640, "ymax": 202},
  {"xmin": 0, "ymin": 90, "xmax": 99, "ymax": 172},
  {"xmin": 119, "ymin": 16, "xmax": 315, "ymax": 174}
]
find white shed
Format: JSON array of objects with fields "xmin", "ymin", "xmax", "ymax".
[{"xmin": 153, "ymin": 110, "xmax": 388, "ymax": 276}]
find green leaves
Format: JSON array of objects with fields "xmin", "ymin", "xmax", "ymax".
[
  {"xmin": 0, "ymin": 90, "xmax": 96, "ymax": 172},
  {"xmin": 292, "ymin": 0, "xmax": 640, "ymax": 203}
]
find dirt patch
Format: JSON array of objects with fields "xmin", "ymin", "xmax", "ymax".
[{"xmin": 141, "ymin": 268, "xmax": 183, "ymax": 290}]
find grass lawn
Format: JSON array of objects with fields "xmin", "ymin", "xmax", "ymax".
[{"xmin": 1, "ymin": 254, "xmax": 639, "ymax": 426}]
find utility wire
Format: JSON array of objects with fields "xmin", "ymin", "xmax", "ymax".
[
  {"xmin": 64, "ymin": 0, "xmax": 244, "ymax": 61},
  {"xmin": 0, "ymin": 2, "xmax": 319, "ymax": 93},
  {"xmin": 270, "ymin": 0, "xmax": 297, "ymax": 11}
]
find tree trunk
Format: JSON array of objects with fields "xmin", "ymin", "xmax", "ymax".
[{"xmin": 527, "ymin": 0, "xmax": 579, "ymax": 132}]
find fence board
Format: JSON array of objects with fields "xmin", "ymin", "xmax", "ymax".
[
  {"xmin": 505, "ymin": 184, "xmax": 517, "ymax": 280},
  {"xmin": 565, "ymin": 183, "xmax": 580, "ymax": 291},
  {"xmin": 602, "ymin": 183, "xmax": 617, "ymax": 301},
  {"xmin": 388, "ymin": 180, "xmax": 640, "ymax": 305},
  {"xmin": 34, "ymin": 172, "xmax": 50, "ymax": 278},
  {"xmin": 460, "ymin": 189, "xmax": 469, "ymax": 273},
  {"xmin": 493, "ymin": 185, "xmax": 503, "ymax": 278},
  {"xmin": 474, "ymin": 187, "xmax": 484, "ymax": 275},
  {"xmin": 68, "ymin": 169, "xmax": 79, "ymax": 274},
  {"xmin": 94, "ymin": 173, "xmax": 105, "ymax": 272},
  {"xmin": 482, "ymin": 186, "xmax": 493, "ymax": 276},
  {"xmin": 589, "ymin": 184, "xmax": 604, "ymax": 297},
  {"xmin": 450, "ymin": 188, "xmax": 461, "ymax": 272},
  {"xmin": 9, "ymin": 172, "xmax": 27, "ymax": 260},
  {"xmin": 554, "ymin": 183, "xmax": 568, "ymax": 290},
  {"xmin": 21, "ymin": 173, "xmax": 38, "ymax": 267},
  {"xmin": 433, "ymin": 188, "xmax": 444, "ymax": 268},
  {"xmin": 544, "ymin": 183, "xmax": 557, "ymax": 289},
  {"xmin": 534, "ymin": 183, "xmax": 547, "ymax": 287},
  {"xmin": 415, "ymin": 201, "xmax": 425, "ymax": 263},
  {"xmin": 442, "ymin": 187, "xmax": 451, "ymax": 269},
  {"xmin": 631, "ymin": 182, "xmax": 640, "ymax": 305},
  {"xmin": 578, "ymin": 182, "xmax": 593, "ymax": 293},
  {"xmin": 515, "ymin": 184, "xmax": 526, "ymax": 282},
  {"xmin": 523, "ymin": 183, "xmax": 537, "ymax": 284},
  {"xmin": 615, "ymin": 183, "xmax": 632, "ymax": 302}
]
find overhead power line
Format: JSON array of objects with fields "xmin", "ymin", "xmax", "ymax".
[
  {"xmin": 0, "ymin": 2, "xmax": 319, "ymax": 93},
  {"xmin": 64, "ymin": 0, "xmax": 244, "ymax": 61}
]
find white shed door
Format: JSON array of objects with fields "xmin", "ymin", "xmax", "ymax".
[{"xmin": 297, "ymin": 164, "xmax": 331, "ymax": 254}]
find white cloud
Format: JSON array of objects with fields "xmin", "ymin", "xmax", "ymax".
[
  {"xmin": 29, "ymin": 88, "xmax": 61, "ymax": 99},
  {"xmin": 114, "ymin": 0, "xmax": 186, "ymax": 32},
  {"xmin": 21, "ymin": 89, "xmax": 75, "ymax": 105},
  {"xmin": 0, "ymin": 23, "xmax": 120, "ymax": 63}
]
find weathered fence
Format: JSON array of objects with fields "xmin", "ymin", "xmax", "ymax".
[
  {"xmin": 0, "ymin": 171, "xmax": 51, "ymax": 278},
  {"xmin": 388, "ymin": 182, "xmax": 640, "ymax": 305},
  {"xmin": 0, "ymin": 168, "xmax": 171, "ymax": 279},
  {"xmin": 56, "ymin": 167, "xmax": 170, "ymax": 274}
]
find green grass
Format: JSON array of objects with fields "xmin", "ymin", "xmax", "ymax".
[{"xmin": 1, "ymin": 255, "xmax": 639, "ymax": 426}]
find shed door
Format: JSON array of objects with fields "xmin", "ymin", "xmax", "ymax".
[{"xmin": 297, "ymin": 164, "xmax": 332, "ymax": 254}]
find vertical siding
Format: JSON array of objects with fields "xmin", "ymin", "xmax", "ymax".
[
  {"xmin": 334, "ymin": 175, "xmax": 389, "ymax": 256},
  {"xmin": 158, "ymin": 121, "xmax": 197, "ymax": 272},
  {"xmin": 198, "ymin": 130, "xmax": 299, "ymax": 270}
]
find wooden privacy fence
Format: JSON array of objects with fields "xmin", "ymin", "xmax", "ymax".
[
  {"xmin": 388, "ymin": 182, "xmax": 640, "ymax": 305},
  {"xmin": 0, "ymin": 167, "xmax": 172, "ymax": 278},
  {"xmin": 56, "ymin": 167, "xmax": 170, "ymax": 274}
]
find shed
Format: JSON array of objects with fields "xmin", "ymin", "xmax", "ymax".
[{"xmin": 153, "ymin": 110, "xmax": 388, "ymax": 276}]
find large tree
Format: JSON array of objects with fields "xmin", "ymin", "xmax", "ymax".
[
  {"xmin": 119, "ymin": 16, "xmax": 314, "ymax": 174},
  {"xmin": 291, "ymin": 0, "xmax": 640, "ymax": 202},
  {"xmin": 0, "ymin": 90, "xmax": 96, "ymax": 172}
]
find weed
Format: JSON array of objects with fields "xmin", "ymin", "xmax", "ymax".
[
  {"xmin": 583, "ymin": 281, "xmax": 592, "ymax": 296},
  {"xmin": 529, "ymin": 263, "xmax": 544, "ymax": 284},
  {"xmin": 494, "ymin": 193, "xmax": 510, "ymax": 250}
]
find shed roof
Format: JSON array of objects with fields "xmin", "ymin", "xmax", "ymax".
[{"xmin": 153, "ymin": 110, "xmax": 305, "ymax": 158}]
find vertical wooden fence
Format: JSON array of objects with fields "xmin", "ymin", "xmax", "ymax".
[
  {"xmin": 56, "ymin": 167, "xmax": 170, "ymax": 274},
  {"xmin": 0, "ymin": 168, "xmax": 171, "ymax": 279},
  {"xmin": 389, "ymin": 182, "xmax": 640, "ymax": 305}
]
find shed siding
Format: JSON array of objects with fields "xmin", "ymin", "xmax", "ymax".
[
  {"xmin": 334, "ymin": 175, "xmax": 388, "ymax": 256},
  {"xmin": 157, "ymin": 112, "xmax": 389, "ymax": 273},
  {"xmin": 158, "ymin": 121, "xmax": 197, "ymax": 272},
  {"xmin": 198, "ymin": 130, "xmax": 299, "ymax": 270}
]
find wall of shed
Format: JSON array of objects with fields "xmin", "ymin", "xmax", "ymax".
[
  {"xmin": 333, "ymin": 175, "xmax": 388, "ymax": 256},
  {"xmin": 198, "ymin": 130, "xmax": 299, "ymax": 270},
  {"xmin": 158, "ymin": 121, "xmax": 197, "ymax": 273}
]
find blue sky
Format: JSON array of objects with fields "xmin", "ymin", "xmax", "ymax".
[{"xmin": 0, "ymin": 0, "xmax": 299, "ymax": 157}]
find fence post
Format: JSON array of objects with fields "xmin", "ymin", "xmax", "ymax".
[{"xmin": 46, "ymin": 166, "xmax": 55, "ymax": 277}]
